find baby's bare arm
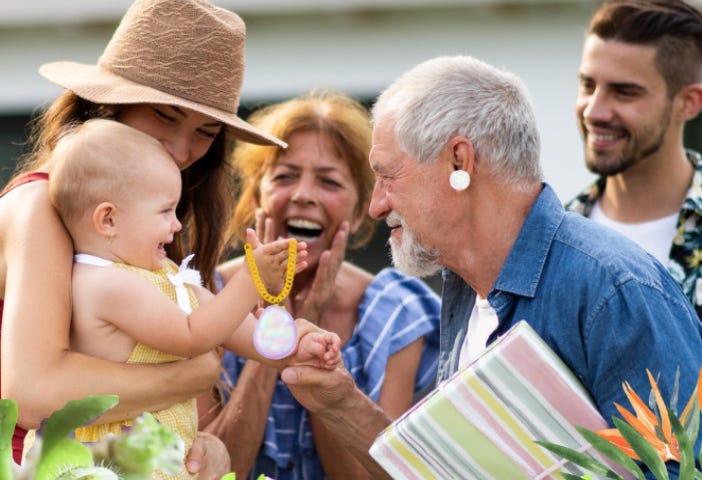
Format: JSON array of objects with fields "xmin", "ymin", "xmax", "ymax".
[{"xmin": 86, "ymin": 262, "xmax": 258, "ymax": 359}]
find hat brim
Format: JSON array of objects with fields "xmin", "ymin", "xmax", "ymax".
[{"xmin": 39, "ymin": 61, "xmax": 286, "ymax": 148}]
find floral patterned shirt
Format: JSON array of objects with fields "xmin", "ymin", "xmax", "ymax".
[{"xmin": 565, "ymin": 150, "xmax": 702, "ymax": 319}]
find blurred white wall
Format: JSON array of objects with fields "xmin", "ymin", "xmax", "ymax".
[{"xmin": 0, "ymin": 0, "xmax": 599, "ymax": 200}]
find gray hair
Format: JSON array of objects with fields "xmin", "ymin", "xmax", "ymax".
[{"xmin": 372, "ymin": 55, "xmax": 543, "ymax": 183}]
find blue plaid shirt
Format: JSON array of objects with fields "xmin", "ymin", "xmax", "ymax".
[{"xmin": 221, "ymin": 268, "xmax": 441, "ymax": 480}]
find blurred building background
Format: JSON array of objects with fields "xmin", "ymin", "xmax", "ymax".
[{"xmin": 2, "ymin": 0, "xmax": 701, "ymax": 288}]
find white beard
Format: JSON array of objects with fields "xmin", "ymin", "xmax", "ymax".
[{"xmin": 387, "ymin": 211, "xmax": 441, "ymax": 278}]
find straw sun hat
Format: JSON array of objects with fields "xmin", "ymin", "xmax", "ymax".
[{"xmin": 39, "ymin": 0, "xmax": 286, "ymax": 148}]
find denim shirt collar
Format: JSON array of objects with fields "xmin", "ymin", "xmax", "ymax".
[
  {"xmin": 493, "ymin": 183, "xmax": 562, "ymax": 299},
  {"xmin": 438, "ymin": 182, "xmax": 563, "ymax": 381}
]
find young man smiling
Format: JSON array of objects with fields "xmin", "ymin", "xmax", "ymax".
[{"xmin": 566, "ymin": 0, "xmax": 702, "ymax": 317}]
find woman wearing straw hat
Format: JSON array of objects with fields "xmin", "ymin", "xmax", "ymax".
[{"xmin": 0, "ymin": 0, "xmax": 284, "ymax": 476}]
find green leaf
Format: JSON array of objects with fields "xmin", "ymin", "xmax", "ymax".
[
  {"xmin": 575, "ymin": 426, "xmax": 647, "ymax": 480},
  {"xmin": 689, "ymin": 395, "xmax": 702, "ymax": 471},
  {"xmin": 683, "ymin": 398, "xmax": 700, "ymax": 449},
  {"xmin": 669, "ymin": 409, "xmax": 700, "ymax": 479},
  {"xmin": 36, "ymin": 395, "xmax": 119, "ymax": 480},
  {"xmin": 36, "ymin": 438, "xmax": 93, "ymax": 480},
  {"xmin": 221, "ymin": 474, "xmax": 236, "ymax": 480},
  {"xmin": 111, "ymin": 412, "xmax": 184, "ymax": 476},
  {"xmin": 534, "ymin": 440, "xmax": 623, "ymax": 478},
  {"xmin": 613, "ymin": 417, "xmax": 669, "ymax": 480},
  {"xmin": 0, "ymin": 399, "xmax": 18, "ymax": 480},
  {"xmin": 561, "ymin": 474, "xmax": 591, "ymax": 480},
  {"xmin": 666, "ymin": 368, "xmax": 681, "ymax": 417},
  {"xmin": 56, "ymin": 465, "xmax": 119, "ymax": 479},
  {"xmin": 41, "ymin": 395, "xmax": 119, "ymax": 448}
]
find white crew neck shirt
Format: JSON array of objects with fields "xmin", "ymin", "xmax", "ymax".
[
  {"xmin": 590, "ymin": 201, "xmax": 677, "ymax": 265},
  {"xmin": 458, "ymin": 295, "xmax": 499, "ymax": 368}
]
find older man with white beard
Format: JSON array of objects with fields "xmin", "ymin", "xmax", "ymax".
[{"xmin": 279, "ymin": 55, "xmax": 702, "ymax": 480}]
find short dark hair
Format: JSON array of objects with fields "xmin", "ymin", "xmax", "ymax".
[{"xmin": 588, "ymin": 0, "xmax": 702, "ymax": 96}]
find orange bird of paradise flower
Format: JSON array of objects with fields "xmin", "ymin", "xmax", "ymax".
[{"xmin": 595, "ymin": 369, "xmax": 701, "ymax": 463}]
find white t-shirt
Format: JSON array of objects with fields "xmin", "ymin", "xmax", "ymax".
[
  {"xmin": 590, "ymin": 201, "xmax": 677, "ymax": 265},
  {"xmin": 458, "ymin": 295, "xmax": 499, "ymax": 368}
]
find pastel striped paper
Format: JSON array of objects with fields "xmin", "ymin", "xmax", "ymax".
[{"xmin": 370, "ymin": 321, "xmax": 629, "ymax": 480}]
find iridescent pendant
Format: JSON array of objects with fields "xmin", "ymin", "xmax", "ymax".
[{"xmin": 254, "ymin": 305, "xmax": 298, "ymax": 360}]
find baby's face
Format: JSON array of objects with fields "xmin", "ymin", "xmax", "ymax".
[{"xmin": 109, "ymin": 156, "xmax": 182, "ymax": 271}]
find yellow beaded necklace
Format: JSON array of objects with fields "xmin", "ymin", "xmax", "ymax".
[
  {"xmin": 243, "ymin": 239, "xmax": 297, "ymax": 305},
  {"xmin": 244, "ymin": 239, "xmax": 299, "ymax": 360}
]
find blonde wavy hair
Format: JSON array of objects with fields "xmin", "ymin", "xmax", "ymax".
[{"xmin": 231, "ymin": 90, "xmax": 375, "ymax": 249}]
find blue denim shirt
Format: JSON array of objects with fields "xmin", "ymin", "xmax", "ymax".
[{"xmin": 439, "ymin": 183, "xmax": 702, "ymax": 478}]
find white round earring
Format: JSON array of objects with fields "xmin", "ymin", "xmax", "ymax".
[{"xmin": 449, "ymin": 169, "xmax": 471, "ymax": 191}]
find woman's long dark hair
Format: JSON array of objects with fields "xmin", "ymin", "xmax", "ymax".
[{"xmin": 17, "ymin": 91, "xmax": 236, "ymax": 289}]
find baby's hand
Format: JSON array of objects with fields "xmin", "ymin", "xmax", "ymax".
[
  {"xmin": 246, "ymin": 228, "xmax": 307, "ymax": 296},
  {"xmin": 297, "ymin": 331, "xmax": 342, "ymax": 369},
  {"xmin": 285, "ymin": 318, "xmax": 342, "ymax": 369}
]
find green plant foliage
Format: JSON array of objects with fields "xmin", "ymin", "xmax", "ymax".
[
  {"xmin": 613, "ymin": 417, "xmax": 669, "ymax": 480},
  {"xmin": 107, "ymin": 412, "xmax": 184, "ymax": 479},
  {"xmin": 671, "ymin": 411, "xmax": 695, "ymax": 480},
  {"xmin": 575, "ymin": 426, "xmax": 646, "ymax": 479},
  {"xmin": 0, "ymin": 395, "xmax": 280, "ymax": 480},
  {"xmin": 0, "ymin": 395, "xmax": 255, "ymax": 480},
  {"xmin": 0, "ymin": 399, "xmax": 19, "ymax": 480},
  {"xmin": 35, "ymin": 395, "xmax": 118, "ymax": 480},
  {"xmin": 536, "ymin": 369, "xmax": 702, "ymax": 480}
]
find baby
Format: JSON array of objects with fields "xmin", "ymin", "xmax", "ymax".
[{"xmin": 38, "ymin": 119, "xmax": 340, "ymax": 479}]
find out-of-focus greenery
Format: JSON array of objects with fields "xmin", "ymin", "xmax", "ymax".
[
  {"xmin": 537, "ymin": 369, "xmax": 702, "ymax": 480},
  {"xmin": 2, "ymin": 395, "xmax": 208, "ymax": 479}
]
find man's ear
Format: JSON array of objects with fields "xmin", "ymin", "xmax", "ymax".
[
  {"xmin": 447, "ymin": 136, "xmax": 476, "ymax": 173},
  {"xmin": 93, "ymin": 202, "xmax": 117, "ymax": 238},
  {"xmin": 677, "ymin": 83, "xmax": 702, "ymax": 122}
]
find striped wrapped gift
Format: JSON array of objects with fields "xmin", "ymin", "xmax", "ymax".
[{"xmin": 369, "ymin": 321, "xmax": 629, "ymax": 479}]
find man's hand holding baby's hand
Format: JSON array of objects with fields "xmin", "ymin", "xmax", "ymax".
[
  {"xmin": 306, "ymin": 331, "xmax": 342, "ymax": 369},
  {"xmin": 287, "ymin": 318, "xmax": 342, "ymax": 369}
]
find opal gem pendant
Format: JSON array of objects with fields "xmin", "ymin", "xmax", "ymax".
[
  {"xmin": 254, "ymin": 305, "xmax": 298, "ymax": 360},
  {"xmin": 244, "ymin": 238, "xmax": 298, "ymax": 360}
]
